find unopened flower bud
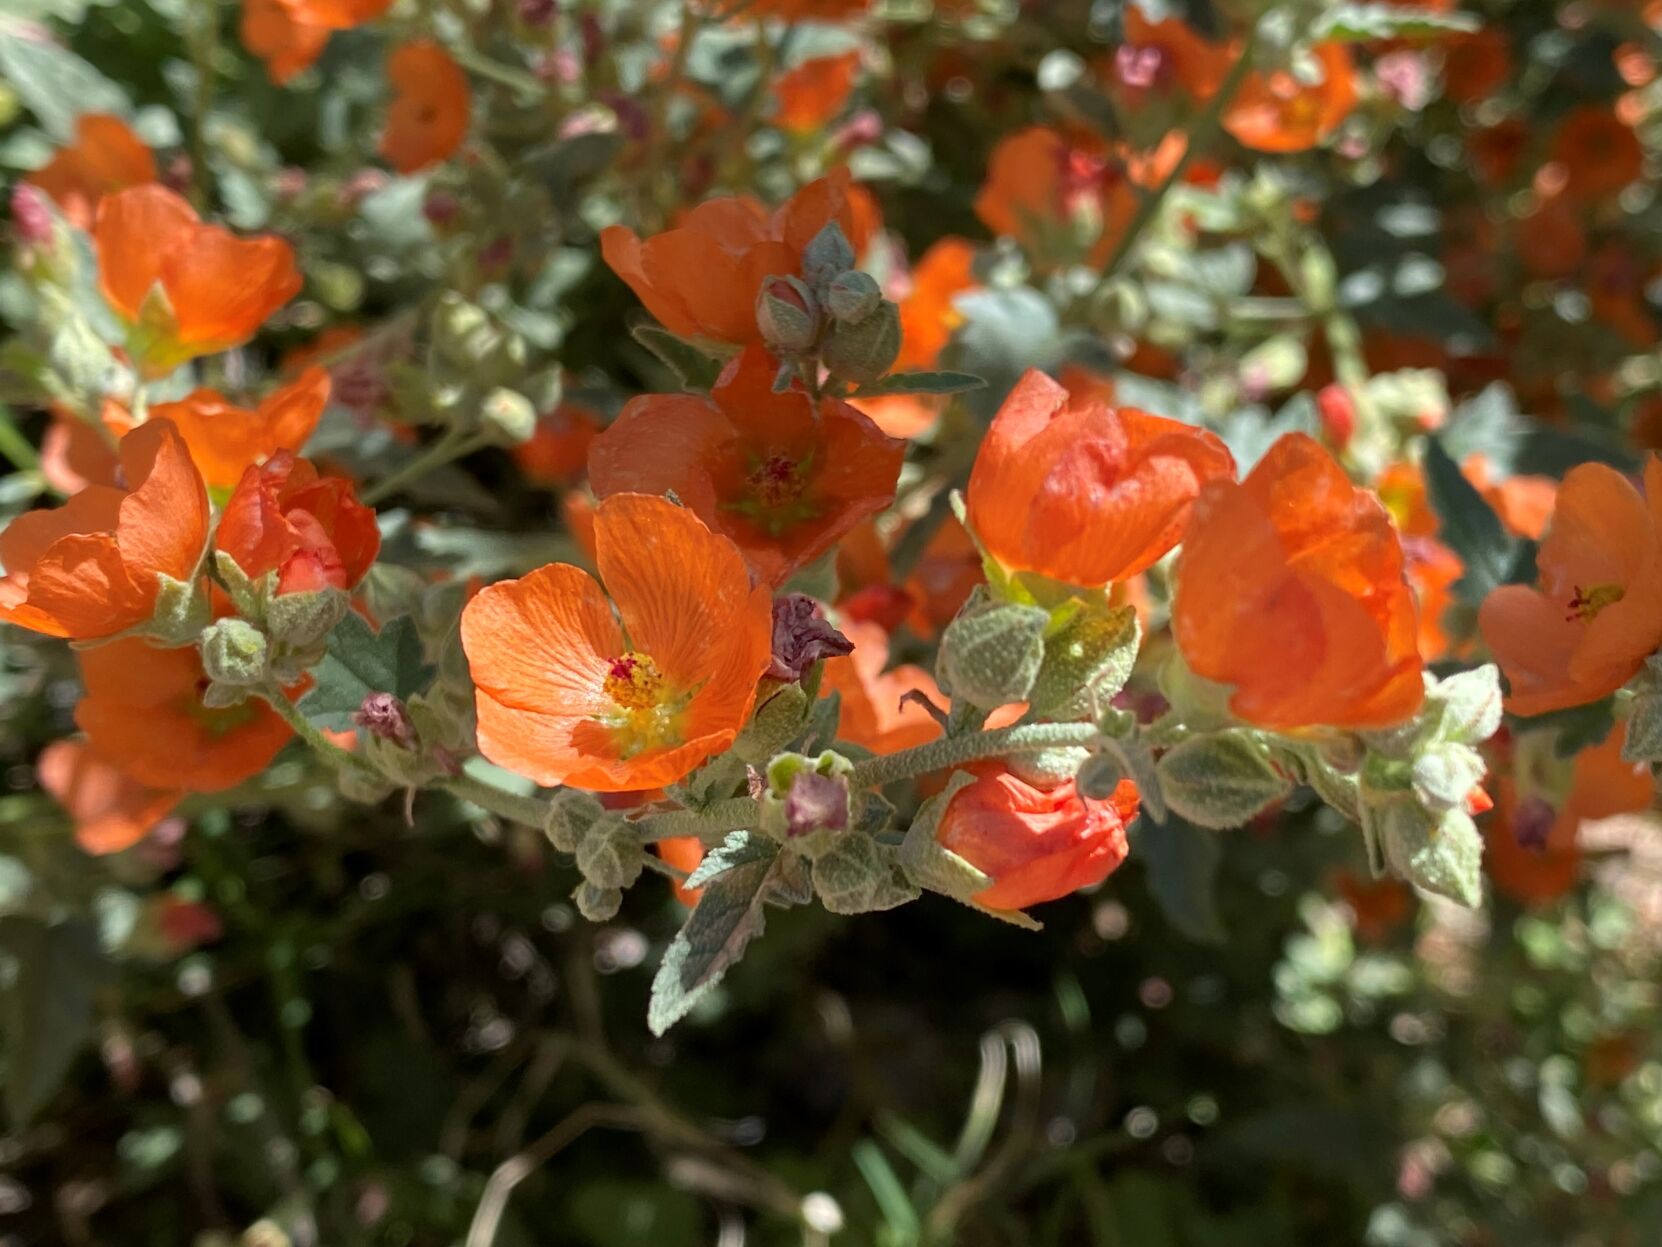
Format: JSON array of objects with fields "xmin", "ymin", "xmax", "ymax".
[
  {"xmin": 820, "ymin": 299, "xmax": 900, "ymax": 385},
  {"xmin": 199, "ymin": 618, "xmax": 270, "ymax": 687},
  {"xmin": 1075, "ymin": 752, "xmax": 1125, "ymax": 801},
  {"xmin": 11, "ymin": 183, "xmax": 54, "ymax": 247},
  {"xmin": 786, "ymin": 769, "xmax": 850, "ymax": 839},
  {"xmin": 802, "ymin": 221, "xmax": 856, "ymax": 289},
  {"xmin": 937, "ymin": 593, "xmax": 1048, "ymax": 709},
  {"xmin": 756, "ymin": 275, "xmax": 820, "ymax": 355},
  {"xmin": 479, "ymin": 387, "xmax": 538, "ymax": 447},
  {"xmin": 265, "ymin": 585, "xmax": 349, "ymax": 649},
  {"xmin": 824, "ymin": 270, "xmax": 882, "ymax": 324}
]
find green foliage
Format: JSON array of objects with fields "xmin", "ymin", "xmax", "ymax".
[{"xmin": 297, "ymin": 613, "xmax": 433, "ymax": 731}]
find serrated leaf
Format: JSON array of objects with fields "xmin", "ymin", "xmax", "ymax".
[
  {"xmin": 629, "ymin": 323, "xmax": 724, "ymax": 393},
  {"xmin": 0, "ymin": 917, "xmax": 102, "ymax": 1124},
  {"xmin": 648, "ymin": 850, "xmax": 777, "ymax": 1035},
  {"xmin": 1423, "ymin": 436, "xmax": 1518, "ymax": 607},
  {"xmin": 1157, "ymin": 731, "xmax": 1292, "ymax": 830},
  {"xmin": 1621, "ymin": 693, "xmax": 1662, "ymax": 765},
  {"xmin": 684, "ymin": 831, "xmax": 777, "ymax": 890},
  {"xmin": 846, "ymin": 370, "xmax": 986, "ymax": 398},
  {"xmin": 1378, "ymin": 800, "xmax": 1482, "ymax": 907},
  {"xmin": 1315, "ymin": 3, "xmax": 1479, "ymax": 40},
  {"xmin": 296, "ymin": 613, "xmax": 434, "ymax": 731},
  {"xmin": 1132, "ymin": 815, "xmax": 1225, "ymax": 944},
  {"xmin": 0, "ymin": 31, "xmax": 129, "ymax": 141},
  {"xmin": 812, "ymin": 834, "xmax": 919, "ymax": 915}
]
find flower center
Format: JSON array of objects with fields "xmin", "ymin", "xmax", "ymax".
[
  {"xmin": 1566, "ymin": 582, "xmax": 1625, "ymax": 623},
  {"xmin": 603, "ymin": 652, "xmax": 665, "ymax": 711},
  {"xmin": 748, "ymin": 455, "xmax": 806, "ymax": 509}
]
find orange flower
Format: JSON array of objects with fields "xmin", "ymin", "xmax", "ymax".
[
  {"xmin": 818, "ymin": 621, "xmax": 943, "ymax": 755},
  {"xmin": 1440, "ymin": 28, "xmax": 1511, "ymax": 104},
  {"xmin": 937, "ymin": 767, "xmax": 1139, "ymax": 911},
  {"xmin": 905, "ymin": 515, "xmax": 984, "ymax": 637},
  {"xmin": 1174, "ymin": 433, "xmax": 1425, "ymax": 730},
  {"xmin": 149, "ymin": 367, "xmax": 330, "ymax": 495},
  {"xmin": 1479, "ymin": 457, "xmax": 1662, "ymax": 716},
  {"xmin": 1109, "ymin": 8, "xmax": 1237, "ymax": 103},
  {"xmin": 657, "ymin": 835, "xmax": 706, "ymax": 905},
  {"xmin": 1516, "ymin": 189, "xmax": 1587, "ymax": 281},
  {"xmin": 380, "ymin": 41, "xmax": 471, "ymax": 175},
  {"xmin": 851, "ymin": 237, "xmax": 979, "ymax": 438},
  {"xmin": 94, "ymin": 185, "xmax": 302, "ymax": 378},
  {"xmin": 601, "ymin": 169, "xmax": 869, "ymax": 346},
  {"xmin": 1549, "ymin": 106, "xmax": 1643, "ymax": 202},
  {"xmin": 974, "ymin": 126, "xmax": 1138, "ymax": 267},
  {"xmin": 514, "ymin": 402, "xmax": 603, "ymax": 487},
  {"xmin": 25, "ymin": 114, "xmax": 155, "ymax": 230},
  {"xmin": 1484, "ymin": 783, "xmax": 1581, "ymax": 907},
  {"xmin": 0, "ymin": 420, "xmax": 208, "ymax": 640},
  {"xmin": 893, "ymin": 237, "xmax": 977, "ymax": 372},
  {"xmin": 966, "ymin": 368, "xmax": 1235, "ymax": 589},
  {"xmin": 460, "ymin": 493, "xmax": 772, "ymax": 791},
  {"xmin": 217, "ymin": 452, "xmax": 380, "ymax": 595},
  {"xmin": 39, "ymin": 399, "xmax": 133, "ymax": 496},
  {"xmin": 38, "ymin": 739, "xmax": 180, "ymax": 856},
  {"xmin": 1224, "ymin": 43, "xmax": 1357, "ymax": 153},
  {"xmin": 588, "ymin": 345, "xmax": 903, "ymax": 588},
  {"xmin": 772, "ymin": 51, "xmax": 861, "ymax": 133},
  {"xmin": 75, "ymin": 635, "xmax": 294, "ymax": 792},
  {"xmin": 1333, "ymin": 870, "xmax": 1412, "ymax": 943},
  {"xmin": 241, "ymin": 0, "xmax": 396, "ymax": 85}
]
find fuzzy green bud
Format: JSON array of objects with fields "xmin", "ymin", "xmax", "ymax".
[
  {"xmin": 937, "ymin": 592, "xmax": 1048, "ymax": 709},
  {"xmin": 801, "ymin": 221, "xmax": 856, "ymax": 290},
  {"xmin": 265, "ymin": 585, "xmax": 349, "ymax": 650},
  {"xmin": 824, "ymin": 271, "xmax": 883, "ymax": 324},
  {"xmin": 820, "ymin": 299, "xmax": 901, "ymax": 385},
  {"xmin": 479, "ymin": 387, "xmax": 538, "ymax": 447},
  {"xmin": 756, "ymin": 275, "xmax": 821, "ymax": 355},
  {"xmin": 198, "ymin": 618, "xmax": 270, "ymax": 688}
]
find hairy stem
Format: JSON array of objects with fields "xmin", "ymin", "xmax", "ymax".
[{"xmin": 848, "ymin": 721, "xmax": 1103, "ymax": 790}]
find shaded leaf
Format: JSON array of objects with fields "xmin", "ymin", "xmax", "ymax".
[
  {"xmin": 1132, "ymin": 815, "xmax": 1225, "ymax": 943},
  {"xmin": 648, "ymin": 844, "xmax": 778, "ymax": 1035},
  {"xmin": 1422, "ymin": 436, "xmax": 1517, "ymax": 606},
  {"xmin": 0, "ymin": 917, "xmax": 102, "ymax": 1124},
  {"xmin": 298, "ymin": 613, "xmax": 434, "ymax": 731},
  {"xmin": 630, "ymin": 323, "xmax": 724, "ymax": 393}
]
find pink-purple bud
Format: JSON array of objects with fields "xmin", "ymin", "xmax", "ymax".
[
  {"xmin": 10, "ymin": 184, "xmax": 53, "ymax": 247},
  {"xmin": 785, "ymin": 769, "xmax": 849, "ymax": 838}
]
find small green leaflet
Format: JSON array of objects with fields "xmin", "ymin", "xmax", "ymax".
[
  {"xmin": 297, "ymin": 613, "xmax": 434, "ymax": 731},
  {"xmin": 629, "ymin": 323, "xmax": 725, "ymax": 393},
  {"xmin": 648, "ymin": 836, "xmax": 779, "ymax": 1035},
  {"xmin": 1314, "ymin": 3, "xmax": 1480, "ymax": 41},
  {"xmin": 0, "ymin": 30, "xmax": 130, "ymax": 142},
  {"xmin": 846, "ymin": 370, "xmax": 986, "ymax": 399}
]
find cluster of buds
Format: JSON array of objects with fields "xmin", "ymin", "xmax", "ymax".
[
  {"xmin": 391, "ymin": 293, "xmax": 558, "ymax": 447},
  {"xmin": 755, "ymin": 222, "xmax": 901, "ymax": 387}
]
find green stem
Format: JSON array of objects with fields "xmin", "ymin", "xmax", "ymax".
[
  {"xmin": 452, "ymin": 45, "xmax": 548, "ymax": 99},
  {"xmin": 444, "ymin": 772, "xmax": 553, "ymax": 829},
  {"xmin": 0, "ymin": 402, "xmax": 40, "ymax": 473},
  {"xmin": 259, "ymin": 688, "xmax": 377, "ymax": 777},
  {"xmin": 187, "ymin": 0, "xmax": 219, "ymax": 212},
  {"xmin": 1094, "ymin": 19, "xmax": 1260, "ymax": 283},
  {"xmin": 633, "ymin": 796, "xmax": 760, "ymax": 842},
  {"xmin": 361, "ymin": 429, "xmax": 489, "ymax": 507},
  {"xmin": 849, "ymin": 722, "xmax": 1103, "ymax": 790}
]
